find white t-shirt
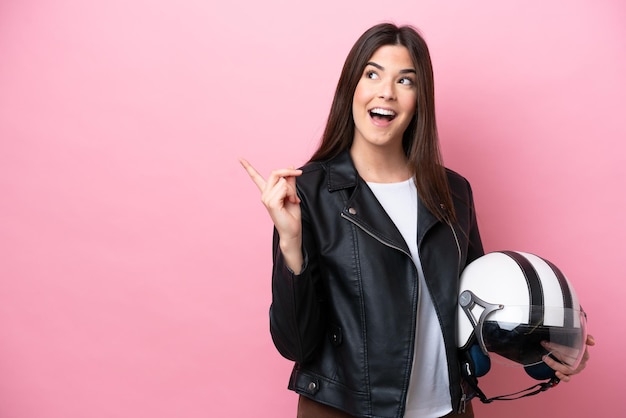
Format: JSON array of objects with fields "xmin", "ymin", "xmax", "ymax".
[{"xmin": 367, "ymin": 179, "xmax": 452, "ymax": 418}]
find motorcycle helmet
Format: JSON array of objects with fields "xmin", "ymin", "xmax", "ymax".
[{"xmin": 457, "ymin": 251, "xmax": 587, "ymax": 390}]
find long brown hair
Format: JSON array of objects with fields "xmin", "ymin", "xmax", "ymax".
[{"xmin": 309, "ymin": 23, "xmax": 455, "ymax": 222}]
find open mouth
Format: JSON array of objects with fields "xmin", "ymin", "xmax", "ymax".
[{"xmin": 369, "ymin": 108, "xmax": 396, "ymax": 122}]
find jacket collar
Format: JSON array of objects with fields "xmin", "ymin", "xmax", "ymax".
[
  {"xmin": 326, "ymin": 150, "xmax": 441, "ymax": 250},
  {"xmin": 327, "ymin": 150, "xmax": 359, "ymax": 192}
]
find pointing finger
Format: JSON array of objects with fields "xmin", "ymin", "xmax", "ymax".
[{"xmin": 239, "ymin": 158, "xmax": 266, "ymax": 192}]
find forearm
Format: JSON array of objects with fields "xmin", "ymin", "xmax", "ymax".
[{"xmin": 279, "ymin": 235, "xmax": 304, "ymax": 274}]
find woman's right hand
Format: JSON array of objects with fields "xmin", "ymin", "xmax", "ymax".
[{"xmin": 240, "ymin": 158, "xmax": 304, "ymax": 273}]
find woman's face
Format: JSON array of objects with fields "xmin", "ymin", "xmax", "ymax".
[{"xmin": 351, "ymin": 44, "xmax": 417, "ymax": 153}]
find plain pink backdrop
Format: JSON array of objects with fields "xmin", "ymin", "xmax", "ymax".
[{"xmin": 1, "ymin": 1, "xmax": 624, "ymax": 417}]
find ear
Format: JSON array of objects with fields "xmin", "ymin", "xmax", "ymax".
[{"xmin": 468, "ymin": 344, "xmax": 491, "ymax": 377}]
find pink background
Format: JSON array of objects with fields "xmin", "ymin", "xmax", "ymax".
[{"xmin": 1, "ymin": 1, "xmax": 624, "ymax": 417}]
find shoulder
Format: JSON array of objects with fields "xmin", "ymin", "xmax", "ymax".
[
  {"xmin": 445, "ymin": 167, "xmax": 471, "ymax": 191},
  {"xmin": 297, "ymin": 151, "xmax": 358, "ymax": 194},
  {"xmin": 300, "ymin": 159, "xmax": 327, "ymax": 176},
  {"xmin": 294, "ymin": 160, "xmax": 331, "ymax": 202},
  {"xmin": 297, "ymin": 160, "xmax": 327, "ymax": 187},
  {"xmin": 445, "ymin": 167, "xmax": 476, "ymax": 206}
]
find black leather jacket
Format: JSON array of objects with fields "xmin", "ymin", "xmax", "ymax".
[{"xmin": 270, "ymin": 150, "xmax": 484, "ymax": 418}]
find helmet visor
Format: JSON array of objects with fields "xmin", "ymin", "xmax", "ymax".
[{"xmin": 480, "ymin": 305, "xmax": 587, "ymax": 369}]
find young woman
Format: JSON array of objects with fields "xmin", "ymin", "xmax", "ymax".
[{"xmin": 241, "ymin": 23, "xmax": 592, "ymax": 418}]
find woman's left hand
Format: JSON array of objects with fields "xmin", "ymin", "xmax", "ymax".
[{"xmin": 541, "ymin": 334, "xmax": 595, "ymax": 382}]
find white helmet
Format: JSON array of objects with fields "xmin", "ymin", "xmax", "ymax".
[{"xmin": 457, "ymin": 251, "xmax": 587, "ymax": 383}]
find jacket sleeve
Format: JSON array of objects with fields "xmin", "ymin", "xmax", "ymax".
[{"xmin": 269, "ymin": 202, "xmax": 325, "ymax": 364}]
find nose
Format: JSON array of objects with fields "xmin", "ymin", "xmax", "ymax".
[{"xmin": 378, "ymin": 79, "xmax": 396, "ymax": 101}]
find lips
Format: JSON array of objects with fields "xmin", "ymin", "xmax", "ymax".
[{"xmin": 369, "ymin": 107, "xmax": 397, "ymax": 122}]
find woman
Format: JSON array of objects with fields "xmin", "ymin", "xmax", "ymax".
[{"xmin": 241, "ymin": 23, "xmax": 592, "ymax": 418}]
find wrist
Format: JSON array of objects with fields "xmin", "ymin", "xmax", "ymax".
[{"xmin": 279, "ymin": 237, "xmax": 303, "ymax": 274}]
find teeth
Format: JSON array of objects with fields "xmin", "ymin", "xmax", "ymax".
[{"xmin": 370, "ymin": 108, "xmax": 396, "ymax": 116}]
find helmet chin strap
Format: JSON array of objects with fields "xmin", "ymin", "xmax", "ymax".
[
  {"xmin": 470, "ymin": 376, "xmax": 559, "ymax": 403},
  {"xmin": 461, "ymin": 350, "xmax": 560, "ymax": 403}
]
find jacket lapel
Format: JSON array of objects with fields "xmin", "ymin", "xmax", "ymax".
[
  {"xmin": 327, "ymin": 150, "xmax": 443, "ymax": 254},
  {"xmin": 417, "ymin": 196, "xmax": 439, "ymax": 248},
  {"xmin": 327, "ymin": 151, "xmax": 410, "ymax": 255}
]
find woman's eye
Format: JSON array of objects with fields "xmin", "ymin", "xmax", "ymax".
[
  {"xmin": 366, "ymin": 70, "xmax": 379, "ymax": 80},
  {"xmin": 399, "ymin": 77, "xmax": 414, "ymax": 86}
]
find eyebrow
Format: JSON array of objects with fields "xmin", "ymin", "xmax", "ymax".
[{"xmin": 365, "ymin": 61, "xmax": 416, "ymax": 74}]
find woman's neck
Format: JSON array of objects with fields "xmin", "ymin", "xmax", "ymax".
[{"xmin": 349, "ymin": 144, "xmax": 412, "ymax": 183}]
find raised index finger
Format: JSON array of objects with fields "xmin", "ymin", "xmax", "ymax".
[{"xmin": 239, "ymin": 158, "xmax": 266, "ymax": 191}]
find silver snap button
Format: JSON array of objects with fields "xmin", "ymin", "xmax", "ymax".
[
  {"xmin": 348, "ymin": 207, "xmax": 357, "ymax": 215},
  {"xmin": 308, "ymin": 382, "xmax": 317, "ymax": 391}
]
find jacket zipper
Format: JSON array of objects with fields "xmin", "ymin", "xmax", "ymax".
[
  {"xmin": 341, "ymin": 211, "xmax": 420, "ymax": 416},
  {"xmin": 343, "ymin": 211, "xmax": 466, "ymax": 412},
  {"xmin": 457, "ymin": 391, "xmax": 467, "ymax": 414},
  {"xmin": 446, "ymin": 220, "xmax": 462, "ymax": 274},
  {"xmin": 340, "ymin": 212, "xmax": 413, "ymax": 258}
]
